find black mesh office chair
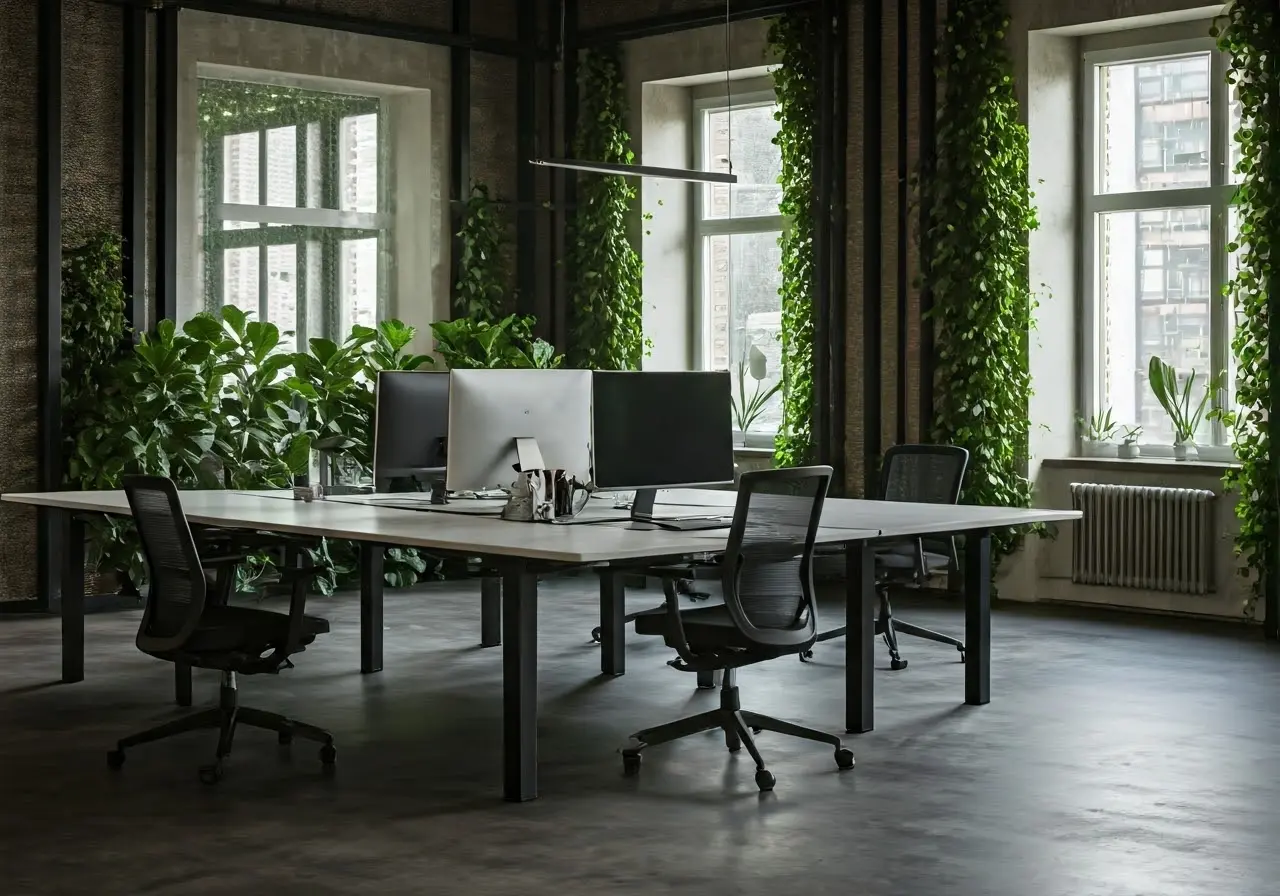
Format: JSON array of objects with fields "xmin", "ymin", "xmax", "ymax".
[
  {"xmin": 107, "ymin": 476, "xmax": 335, "ymax": 784},
  {"xmin": 621, "ymin": 467, "xmax": 855, "ymax": 792},
  {"xmin": 804, "ymin": 443, "xmax": 969, "ymax": 669}
]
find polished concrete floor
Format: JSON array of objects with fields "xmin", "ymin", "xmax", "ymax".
[{"xmin": 1, "ymin": 578, "xmax": 1278, "ymax": 896}]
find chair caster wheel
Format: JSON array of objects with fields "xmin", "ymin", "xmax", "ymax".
[
  {"xmin": 835, "ymin": 747, "xmax": 855, "ymax": 770},
  {"xmin": 277, "ymin": 728, "xmax": 293, "ymax": 746},
  {"xmin": 890, "ymin": 658, "xmax": 908, "ymax": 671},
  {"xmin": 799, "ymin": 650, "xmax": 814, "ymax": 663},
  {"xmin": 754, "ymin": 769, "xmax": 776, "ymax": 792},
  {"xmin": 590, "ymin": 627, "xmax": 602, "ymax": 643},
  {"xmin": 622, "ymin": 749, "xmax": 642, "ymax": 777},
  {"xmin": 319, "ymin": 743, "xmax": 337, "ymax": 767},
  {"xmin": 198, "ymin": 763, "xmax": 223, "ymax": 785},
  {"xmin": 106, "ymin": 749, "xmax": 125, "ymax": 770}
]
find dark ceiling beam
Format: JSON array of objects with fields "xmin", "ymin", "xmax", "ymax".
[{"xmin": 577, "ymin": 0, "xmax": 817, "ymax": 46}]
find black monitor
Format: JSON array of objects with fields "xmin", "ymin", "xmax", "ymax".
[
  {"xmin": 591, "ymin": 371, "xmax": 735, "ymax": 521},
  {"xmin": 372, "ymin": 370, "xmax": 450, "ymax": 492}
]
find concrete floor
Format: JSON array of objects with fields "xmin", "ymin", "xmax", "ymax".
[{"xmin": 1, "ymin": 578, "xmax": 1278, "ymax": 896}]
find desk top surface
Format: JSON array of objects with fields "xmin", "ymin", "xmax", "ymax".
[{"xmin": 1, "ymin": 487, "xmax": 1079, "ymax": 565}]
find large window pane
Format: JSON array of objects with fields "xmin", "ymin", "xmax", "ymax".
[
  {"xmin": 1098, "ymin": 207, "xmax": 1212, "ymax": 444},
  {"xmin": 265, "ymin": 126, "xmax": 298, "ymax": 209},
  {"xmin": 703, "ymin": 231, "xmax": 784, "ymax": 432},
  {"xmin": 1228, "ymin": 82, "xmax": 1244, "ymax": 185},
  {"xmin": 701, "ymin": 103, "xmax": 783, "ymax": 219},
  {"xmin": 266, "ymin": 244, "xmax": 298, "ymax": 352},
  {"xmin": 341, "ymin": 113, "xmax": 379, "ymax": 214},
  {"xmin": 222, "ymin": 132, "xmax": 260, "ymax": 230},
  {"xmin": 340, "ymin": 237, "xmax": 379, "ymax": 336},
  {"xmin": 223, "ymin": 247, "xmax": 260, "ymax": 318},
  {"xmin": 1096, "ymin": 54, "xmax": 1211, "ymax": 194}
]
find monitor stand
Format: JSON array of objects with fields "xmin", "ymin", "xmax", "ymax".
[{"xmin": 630, "ymin": 488, "xmax": 729, "ymax": 531}]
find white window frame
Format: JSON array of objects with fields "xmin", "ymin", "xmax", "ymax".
[
  {"xmin": 691, "ymin": 87, "xmax": 786, "ymax": 376},
  {"xmin": 1081, "ymin": 37, "xmax": 1238, "ymax": 462}
]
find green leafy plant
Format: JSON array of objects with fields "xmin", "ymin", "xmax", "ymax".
[
  {"xmin": 1078, "ymin": 407, "xmax": 1119, "ymax": 442},
  {"xmin": 453, "ymin": 181, "xmax": 510, "ymax": 322},
  {"xmin": 732, "ymin": 340, "xmax": 783, "ymax": 433},
  {"xmin": 768, "ymin": 12, "xmax": 820, "ymax": 468},
  {"xmin": 565, "ymin": 47, "xmax": 644, "ymax": 371},
  {"xmin": 1121, "ymin": 425, "xmax": 1143, "ymax": 446},
  {"xmin": 1147, "ymin": 355, "xmax": 1226, "ymax": 444},
  {"xmin": 430, "ymin": 314, "xmax": 561, "ymax": 370},
  {"xmin": 921, "ymin": 0, "xmax": 1039, "ymax": 566},
  {"xmin": 1216, "ymin": 0, "xmax": 1279, "ymax": 620}
]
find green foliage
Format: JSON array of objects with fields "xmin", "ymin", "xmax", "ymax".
[
  {"xmin": 732, "ymin": 341, "xmax": 784, "ymax": 433},
  {"xmin": 768, "ymin": 12, "xmax": 820, "ymax": 468},
  {"xmin": 1147, "ymin": 355, "xmax": 1225, "ymax": 444},
  {"xmin": 430, "ymin": 314, "xmax": 562, "ymax": 370},
  {"xmin": 565, "ymin": 47, "xmax": 644, "ymax": 370},
  {"xmin": 197, "ymin": 79, "xmax": 375, "ymax": 137},
  {"xmin": 1216, "ymin": 0, "xmax": 1279, "ymax": 618},
  {"xmin": 1078, "ymin": 407, "xmax": 1118, "ymax": 442},
  {"xmin": 453, "ymin": 182, "xmax": 510, "ymax": 322},
  {"xmin": 922, "ymin": 0, "xmax": 1039, "ymax": 564},
  {"xmin": 61, "ymin": 231, "xmax": 130, "ymax": 483}
]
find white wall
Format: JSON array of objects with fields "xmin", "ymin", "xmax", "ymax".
[{"xmin": 176, "ymin": 10, "xmax": 450, "ymax": 356}]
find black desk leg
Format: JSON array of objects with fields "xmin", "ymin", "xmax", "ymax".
[
  {"xmin": 480, "ymin": 576, "xmax": 501, "ymax": 647},
  {"xmin": 174, "ymin": 663, "xmax": 192, "ymax": 707},
  {"xmin": 964, "ymin": 529, "xmax": 992, "ymax": 706},
  {"xmin": 502, "ymin": 565, "xmax": 538, "ymax": 801},
  {"xmin": 360, "ymin": 544, "xmax": 385, "ymax": 674},
  {"xmin": 61, "ymin": 513, "xmax": 85, "ymax": 684},
  {"xmin": 846, "ymin": 542, "xmax": 876, "ymax": 733},
  {"xmin": 599, "ymin": 570, "xmax": 625, "ymax": 676}
]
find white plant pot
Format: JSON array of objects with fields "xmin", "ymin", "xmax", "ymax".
[
  {"xmin": 1082, "ymin": 440, "xmax": 1118, "ymax": 458},
  {"xmin": 1117, "ymin": 443, "xmax": 1140, "ymax": 459},
  {"xmin": 1173, "ymin": 441, "xmax": 1198, "ymax": 461},
  {"xmin": 742, "ymin": 430, "xmax": 775, "ymax": 450}
]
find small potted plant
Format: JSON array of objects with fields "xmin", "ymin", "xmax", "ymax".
[
  {"xmin": 731, "ymin": 340, "xmax": 782, "ymax": 448},
  {"xmin": 1118, "ymin": 425, "xmax": 1142, "ymax": 459},
  {"xmin": 1078, "ymin": 407, "xmax": 1120, "ymax": 458},
  {"xmin": 1147, "ymin": 355, "xmax": 1225, "ymax": 461}
]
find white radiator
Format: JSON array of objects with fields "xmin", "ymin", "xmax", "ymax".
[{"xmin": 1069, "ymin": 482, "xmax": 1216, "ymax": 595}]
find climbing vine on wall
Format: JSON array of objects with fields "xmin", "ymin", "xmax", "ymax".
[
  {"xmin": 768, "ymin": 12, "xmax": 820, "ymax": 468},
  {"xmin": 565, "ymin": 47, "xmax": 644, "ymax": 370},
  {"xmin": 921, "ymin": 0, "xmax": 1039, "ymax": 563},
  {"xmin": 453, "ymin": 182, "xmax": 510, "ymax": 322},
  {"xmin": 1216, "ymin": 0, "xmax": 1279, "ymax": 618}
]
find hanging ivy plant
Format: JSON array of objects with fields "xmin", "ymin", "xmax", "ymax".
[
  {"xmin": 921, "ymin": 0, "xmax": 1039, "ymax": 564},
  {"xmin": 768, "ymin": 12, "xmax": 820, "ymax": 468},
  {"xmin": 565, "ymin": 46, "xmax": 644, "ymax": 370},
  {"xmin": 453, "ymin": 181, "xmax": 510, "ymax": 322},
  {"xmin": 1216, "ymin": 0, "xmax": 1279, "ymax": 619}
]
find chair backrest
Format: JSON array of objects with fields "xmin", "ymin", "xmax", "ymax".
[
  {"xmin": 123, "ymin": 476, "xmax": 208, "ymax": 654},
  {"xmin": 880, "ymin": 444, "xmax": 968, "ymax": 505},
  {"xmin": 719, "ymin": 466, "xmax": 831, "ymax": 651}
]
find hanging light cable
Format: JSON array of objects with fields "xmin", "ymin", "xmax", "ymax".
[{"xmin": 528, "ymin": 0, "xmax": 738, "ymax": 185}]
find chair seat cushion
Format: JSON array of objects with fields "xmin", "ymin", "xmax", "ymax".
[
  {"xmin": 633, "ymin": 605, "xmax": 755, "ymax": 650},
  {"xmin": 875, "ymin": 543, "xmax": 949, "ymax": 573},
  {"xmin": 175, "ymin": 605, "xmax": 329, "ymax": 667}
]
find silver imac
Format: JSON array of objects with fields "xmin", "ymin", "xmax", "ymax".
[{"xmin": 445, "ymin": 369, "xmax": 594, "ymax": 492}]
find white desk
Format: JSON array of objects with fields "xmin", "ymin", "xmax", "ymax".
[{"xmin": 2, "ymin": 487, "xmax": 1078, "ymax": 802}]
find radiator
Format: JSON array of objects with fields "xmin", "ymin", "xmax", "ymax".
[{"xmin": 1069, "ymin": 482, "xmax": 1216, "ymax": 594}]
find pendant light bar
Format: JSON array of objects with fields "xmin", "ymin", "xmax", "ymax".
[{"xmin": 529, "ymin": 157, "xmax": 737, "ymax": 184}]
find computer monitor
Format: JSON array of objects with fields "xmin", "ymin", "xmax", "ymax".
[
  {"xmin": 445, "ymin": 369, "xmax": 594, "ymax": 492},
  {"xmin": 372, "ymin": 370, "xmax": 450, "ymax": 492},
  {"xmin": 591, "ymin": 370, "xmax": 735, "ymax": 522}
]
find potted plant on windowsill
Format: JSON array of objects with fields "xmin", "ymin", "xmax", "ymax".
[
  {"xmin": 1147, "ymin": 355, "xmax": 1225, "ymax": 461},
  {"xmin": 731, "ymin": 341, "xmax": 782, "ymax": 449},
  {"xmin": 1078, "ymin": 407, "xmax": 1120, "ymax": 458},
  {"xmin": 1118, "ymin": 425, "xmax": 1142, "ymax": 459}
]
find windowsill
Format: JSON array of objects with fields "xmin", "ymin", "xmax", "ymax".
[
  {"xmin": 1043, "ymin": 455, "xmax": 1239, "ymax": 474},
  {"xmin": 733, "ymin": 446, "xmax": 775, "ymax": 458}
]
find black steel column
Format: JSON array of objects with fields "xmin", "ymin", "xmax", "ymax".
[
  {"xmin": 862, "ymin": 0, "xmax": 884, "ymax": 497},
  {"xmin": 811, "ymin": 3, "xmax": 833, "ymax": 469},
  {"xmin": 964, "ymin": 530, "xmax": 992, "ymax": 705},
  {"xmin": 827, "ymin": 2, "xmax": 849, "ymax": 489},
  {"xmin": 155, "ymin": 6, "xmax": 179, "ymax": 323},
  {"xmin": 359, "ymin": 544, "xmax": 385, "ymax": 673},
  {"xmin": 515, "ymin": 2, "xmax": 538, "ymax": 323},
  {"xmin": 598, "ymin": 570, "xmax": 625, "ymax": 676},
  {"xmin": 895, "ymin": 0, "xmax": 910, "ymax": 446},
  {"xmin": 918, "ymin": 0, "xmax": 940, "ymax": 437},
  {"xmin": 36, "ymin": 0, "xmax": 63, "ymax": 615},
  {"xmin": 502, "ymin": 565, "xmax": 539, "ymax": 801},
  {"xmin": 449, "ymin": 0, "xmax": 471, "ymax": 317},
  {"xmin": 122, "ymin": 5, "xmax": 147, "ymax": 334},
  {"xmin": 480, "ymin": 576, "xmax": 501, "ymax": 647},
  {"xmin": 551, "ymin": 0, "xmax": 578, "ymax": 352},
  {"xmin": 61, "ymin": 515, "xmax": 85, "ymax": 683},
  {"xmin": 845, "ymin": 541, "xmax": 876, "ymax": 733}
]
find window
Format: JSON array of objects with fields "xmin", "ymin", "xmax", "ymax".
[
  {"xmin": 199, "ymin": 79, "xmax": 387, "ymax": 350},
  {"xmin": 1083, "ymin": 41, "xmax": 1239, "ymax": 456},
  {"xmin": 693, "ymin": 91, "xmax": 785, "ymax": 432}
]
